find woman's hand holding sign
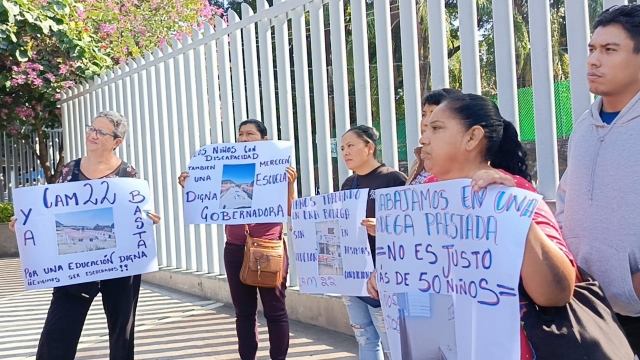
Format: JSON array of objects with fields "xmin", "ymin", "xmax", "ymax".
[
  {"xmin": 178, "ymin": 171, "xmax": 190, "ymax": 188},
  {"xmin": 8, "ymin": 216, "xmax": 16, "ymax": 232},
  {"xmin": 367, "ymin": 270, "xmax": 380, "ymax": 299},
  {"xmin": 361, "ymin": 218, "xmax": 376, "ymax": 236}
]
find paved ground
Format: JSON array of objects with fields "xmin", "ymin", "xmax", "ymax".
[{"xmin": 0, "ymin": 258, "xmax": 357, "ymax": 360}]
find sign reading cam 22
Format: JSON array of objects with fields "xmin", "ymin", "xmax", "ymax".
[
  {"xmin": 183, "ymin": 140, "xmax": 293, "ymax": 225},
  {"xmin": 375, "ymin": 180, "xmax": 542, "ymax": 360},
  {"xmin": 13, "ymin": 178, "xmax": 158, "ymax": 290},
  {"xmin": 291, "ymin": 189, "xmax": 373, "ymax": 296}
]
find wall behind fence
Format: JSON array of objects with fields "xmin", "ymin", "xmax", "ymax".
[{"xmin": 57, "ymin": 0, "xmax": 595, "ymax": 282}]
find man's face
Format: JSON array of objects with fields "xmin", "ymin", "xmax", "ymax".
[{"xmin": 587, "ymin": 24, "xmax": 640, "ymax": 97}]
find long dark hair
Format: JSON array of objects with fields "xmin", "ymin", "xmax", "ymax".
[
  {"xmin": 442, "ymin": 93, "xmax": 531, "ymax": 182},
  {"xmin": 422, "ymin": 88, "xmax": 462, "ymax": 108}
]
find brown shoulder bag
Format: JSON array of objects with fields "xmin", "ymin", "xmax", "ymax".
[{"xmin": 239, "ymin": 225, "xmax": 285, "ymax": 288}]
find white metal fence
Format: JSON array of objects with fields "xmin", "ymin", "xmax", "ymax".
[
  {"xmin": 1, "ymin": 130, "xmax": 63, "ymax": 203},
  {"xmin": 56, "ymin": 0, "xmax": 612, "ymax": 283}
]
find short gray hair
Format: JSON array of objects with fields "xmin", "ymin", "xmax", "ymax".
[{"xmin": 95, "ymin": 111, "xmax": 129, "ymax": 139}]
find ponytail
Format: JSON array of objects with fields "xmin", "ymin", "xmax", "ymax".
[{"xmin": 490, "ymin": 120, "xmax": 531, "ymax": 182}]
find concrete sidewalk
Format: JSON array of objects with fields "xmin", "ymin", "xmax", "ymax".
[{"xmin": 0, "ymin": 258, "xmax": 358, "ymax": 360}]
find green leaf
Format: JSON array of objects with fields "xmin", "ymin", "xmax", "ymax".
[
  {"xmin": 25, "ymin": 23, "xmax": 42, "ymax": 35},
  {"xmin": 15, "ymin": 48, "xmax": 28, "ymax": 61},
  {"xmin": 2, "ymin": 0, "xmax": 19, "ymax": 15}
]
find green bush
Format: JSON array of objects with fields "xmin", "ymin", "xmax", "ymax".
[{"xmin": 0, "ymin": 203, "xmax": 14, "ymax": 223}]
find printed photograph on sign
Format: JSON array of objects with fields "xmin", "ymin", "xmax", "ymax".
[
  {"xmin": 55, "ymin": 208, "xmax": 117, "ymax": 255},
  {"xmin": 397, "ymin": 292, "xmax": 457, "ymax": 360},
  {"xmin": 219, "ymin": 163, "xmax": 255, "ymax": 209},
  {"xmin": 315, "ymin": 220, "xmax": 343, "ymax": 276}
]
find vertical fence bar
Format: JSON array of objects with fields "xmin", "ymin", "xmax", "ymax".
[
  {"xmin": 399, "ymin": 0, "xmax": 422, "ymax": 163},
  {"xmin": 205, "ymin": 23, "xmax": 225, "ymax": 274},
  {"xmin": 121, "ymin": 64, "xmax": 134, "ymax": 164},
  {"xmin": 71, "ymin": 88, "xmax": 80, "ymax": 160},
  {"xmin": 257, "ymin": 0, "xmax": 278, "ymax": 137},
  {"xmin": 273, "ymin": 0, "xmax": 301, "ymax": 169},
  {"xmin": 291, "ymin": 6, "xmax": 315, "ymax": 198},
  {"xmin": 191, "ymin": 28, "xmax": 212, "ymax": 273},
  {"xmin": 62, "ymin": 99, "xmax": 71, "ymax": 171},
  {"xmin": 566, "ymin": 0, "xmax": 594, "ymax": 122},
  {"xmin": 128, "ymin": 59, "xmax": 144, "ymax": 179},
  {"xmin": 458, "ymin": 0, "xmax": 482, "ymax": 94},
  {"xmin": 241, "ymin": 4, "xmax": 261, "ymax": 120},
  {"xmin": 374, "ymin": 0, "xmax": 398, "ymax": 169},
  {"xmin": 309, "ymin": 0, "xmax": 333, "ymax": 193},
  {"xmin": 181, "ymin": 34, "xmax": 199, "ymax": 271},
  {"xmin": 77, "ymin": 84, "xmax": 87, "ymax": 157},
  {"xmin": 163, "ymin": 44, "xmax": 182, "ymax": 268},
  {"xmin": 350, "ymin": 0, "xmax": 372, "ymax": 126},
  {"xmin": 159, "ymin": 45, "xmax": 182, "ymax": 267},
  {"xmin": 229, "ymin": 11, "xmax": 248, "ymax": 129},
  {"xmin": 217, "ymin": 17, "xmax": 236, "ymax": 143},
  {"xmin": 329, "ymin": 0, "xmax": 351, "ymax": 185},
  {"xmin": 142, "ymin": 52, "xmax": 165, "ymax": 266},
  {"xmin": 428, "ymin": 0, "xmax": 449, "ymax": 89},
  {"xmin": 529, "ymin": 1, "xmax": 560, "ymax": 199},
  {"xmin": 493, "ymin": 0, "xmax": 520, "ymax": 128}
]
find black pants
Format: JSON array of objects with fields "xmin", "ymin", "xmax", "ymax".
[
  {"xmin": 617, "ymin": 313, "xmax": 640, "ymax": 356},
  {"xmin": 36, "ymin": 275, "xmax": 141, "ymax": 360}
]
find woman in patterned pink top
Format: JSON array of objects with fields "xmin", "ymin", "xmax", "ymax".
[{"xmin": 368, "ymin": 94, "xmax": 577, "ymax": 359}]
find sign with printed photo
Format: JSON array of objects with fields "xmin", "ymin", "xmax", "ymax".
[
  {"xmin": 12, "ymin": 178, "xmax": 158, "ymax": 290},
  {"xmin": 183, "ymin": 140, "xmax": 293, "ymax": 225},
  {"xmin": 291, "ymin": 189, "xmax": 373, "ymax": 296}
]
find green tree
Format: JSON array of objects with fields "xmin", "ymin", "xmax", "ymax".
[{"xmin": 0, "ymin": 0, "xmax": 111, "ymax": 183}]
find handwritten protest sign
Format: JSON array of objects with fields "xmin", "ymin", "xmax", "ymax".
[
  {"xmin": 182, "ymin": 140, "xmax": 293, "ymax": 225},
  {"xmin": 12, "ymin": 178, "xmax": 158, "ymax": 290},
  {"xmin": 291, "ymin": 189, "xmax": 373, "ymax": 295},
  {"xmin": 375, "ymin": 180, "xmax": 541, "ymax": 360}
]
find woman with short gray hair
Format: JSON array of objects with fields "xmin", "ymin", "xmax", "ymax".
[{"xmin": 9, "ymin": 110, "xmax": 161, "ymax": 360}]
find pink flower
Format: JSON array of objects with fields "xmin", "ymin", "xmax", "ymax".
[
  {"xmin": 44, "ymin": 73, "xmax": 55, "ymax": 81},
  {"xmin": 122, "ymin": 47, "xmax": 128, "ymax": 55},
  {"xmin": 32, "ymin": 78, "xmax": 44, "ymax": 86},
  {"xmin": 4, "ymin": 96, "xmax": 12, "ymax": 104},
  {"xmin": 77, "ymin": 9, "xmax": 86, "ymax": 20},
  {"xmin": 215, "ymin": 7, "xmax": 225, "ymax": 16},
  {"xmin": 59, "ymin": 65, "xmax": 69, "ymax": 74},
  {"xmin": 136, "ymin": 26, "xmax": 147, "ymax": 36},
  {"xmin": 16, "ymin": 75, "xmax": 26, "ymax": 84},
  {"xmin": 12, "ymin": 66, "xmax": 21, "ymax": 72},
  {"xmin": 1, "ymin": 108, "xmax": 8, "ymax": 118},
  {"xmin": 64, "ymin": 81, "xmax": 74, "ymax": 88},
  {"xmin": 55, "ymin": 93, "xmax": 63, "ymax": 100},
  {"xmin": 99, "ymin": 24, "xmax": 117, "ymax": 34},
  {"xmin": 31, "ymin": 52, "xmax": 37, "ymax": 60},
  {"xmin": 10, "ymin": 79, "xmax": 19, "ymax": 86},
  {"xmin": 138, "ymin": 40, "xmax": 145, "ymax": 47}
]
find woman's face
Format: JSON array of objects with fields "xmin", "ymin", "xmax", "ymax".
[
  {"xmin": 237, "ymin": 124, "xmax": 266, "ymax": 142},
  {"xmin": 421, "ymin": 104, "xmax": 438, "ymax": 135},
  {"xmin": 341, "ymin": 131, "xmax": 373, "ymax": 171},
  {"xmin": 85, "ymin": 117, "xmax": 121, "ymax": 153},
  {"xmin": 419, "ymin": 104, "xmax": 478, "ymax": 180}
]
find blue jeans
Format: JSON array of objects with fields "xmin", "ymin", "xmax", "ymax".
[{"xmin": 343, "ymin": 296, "xmax": 390, "ymax": 360}]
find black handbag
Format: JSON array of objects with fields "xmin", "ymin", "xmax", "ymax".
[{"xmin": 520, "ymin": 266, "xmax": 635, "ymax": 359}]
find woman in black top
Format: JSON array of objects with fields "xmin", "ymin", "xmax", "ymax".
[
  {"xmin": 340, "ymin": 125, "xmax": 406, "ymax": 360},
  {"xmin": 10, "ymin": 111, "xmax": 161, "ymax": 360}
]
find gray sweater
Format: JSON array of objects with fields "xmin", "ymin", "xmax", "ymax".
[{"xmin": 556, "ymin": 91, "xmax": 640, "ymax": 316}]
